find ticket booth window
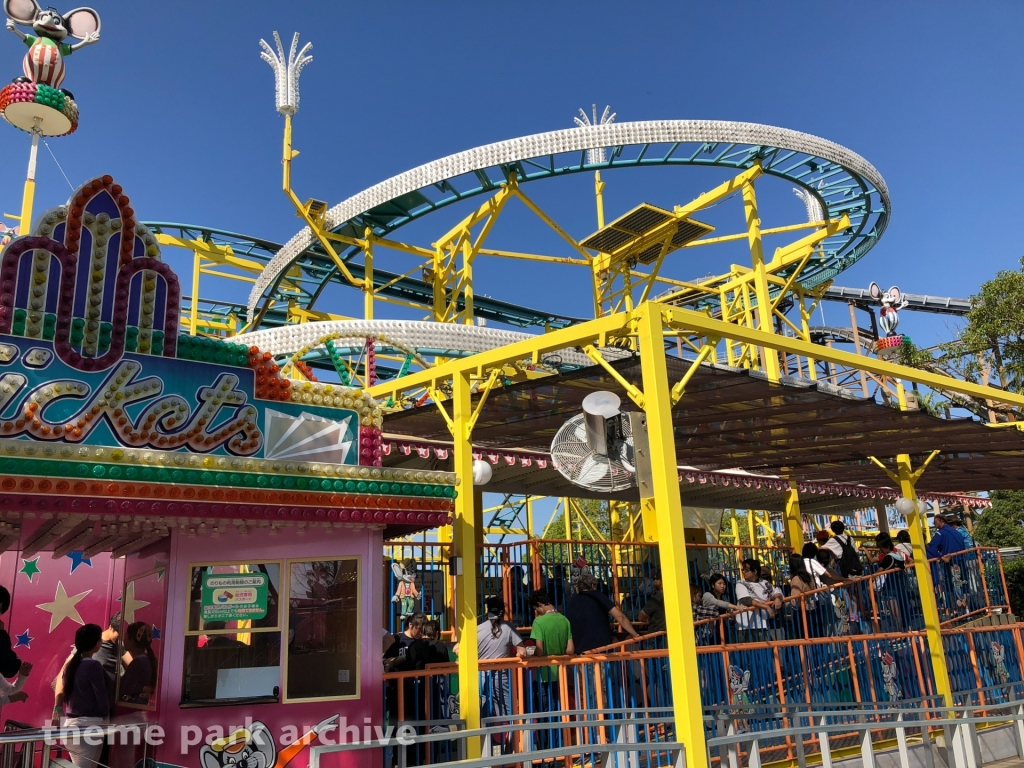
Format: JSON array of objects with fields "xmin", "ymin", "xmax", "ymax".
[
  {"xmin": 285, "ymin": 558, "xmax": 360, "ymax": 701},
  {"xmin": 182, "ymin": 562, "xmax": 282, "ymax": 705}
]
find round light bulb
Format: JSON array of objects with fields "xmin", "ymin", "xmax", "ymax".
[
  {"xmin": 472, "ymin": 459, "xmax": 493, "ymax": 486},
  {"xmin": 895, "ymin": 497, "xmax": 916, "ymax": 516}
]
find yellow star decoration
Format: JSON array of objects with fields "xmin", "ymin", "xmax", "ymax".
[
  {"xmin": 36, "ymin": 581, "xmax": 91, "ymax": 633},
  {"xmin": 121, "ymin": 581, "xmax": 151, "ymax": 625}
]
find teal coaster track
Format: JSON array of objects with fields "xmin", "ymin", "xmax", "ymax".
[
  {"xmin": 241, "ymin": 120, "xmax": 890, "ymax": 326},
  {"xmin": 141, "ymin": 223, "xmax": 585, "ymax": 330}
]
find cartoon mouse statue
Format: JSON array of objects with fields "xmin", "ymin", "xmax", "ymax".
[
  {"xmin": 868, "ymin": 282, "xmax": 908, "ymax": 338},
  {"xmin": 869, "ymin": 282, "xmax": 909, "ymax": 357},
  {"xmin": 4, "ymin": 0, "xmax": 100, "ymax": 91}
]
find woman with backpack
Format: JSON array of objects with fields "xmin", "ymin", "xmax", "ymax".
[{"xmin": 874, "ymin": 533, "xmax": 909, "ymax": 631}]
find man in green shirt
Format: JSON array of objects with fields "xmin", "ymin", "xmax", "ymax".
[
  {"xmin": 529, "ymin": 590, "xmax": 573, "ymax": 748},
  {"xmin": 529, "ymin": 590, "xmax": 573, "ymax": 680}
]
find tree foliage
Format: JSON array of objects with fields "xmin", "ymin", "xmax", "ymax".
[
  {"xmin": 1002, "ymin": 558, "xmax": 1024, "ymax": 618},
  {"xmin": 890, "ymin": 259, "xmax": 1024, "ymax": 420},
  {"xmin": 544, "ymin": 498, "xmax": 612, "ymax": 540},
  {"xmin": 972, "ymin": 490, "xmax": 1024, "ymax": 549},
  {"xmin": 957, "ymin": 259, "xmax": 1024, "ymax": 393}
]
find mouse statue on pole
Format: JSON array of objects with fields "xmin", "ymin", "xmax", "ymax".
[{"xmin": 0, "ymin": 0, "xmax": 101, "ymax": 231}]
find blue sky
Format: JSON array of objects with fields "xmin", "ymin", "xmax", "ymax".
[{"xmin": 1, "ymin": 0, "xmax": 1022, "ymax": 352}]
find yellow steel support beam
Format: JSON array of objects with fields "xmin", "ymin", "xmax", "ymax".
[
  {"xmin": 371, "ymin": 300, "xmax": 1024, "ymax": 419},
  {"xmin": 660, "ymin": 303, "xmax": 1024, "ymax": 410},
  {"xmin": 893, "ymin": 452, "xmax": 954, "ymax": 708},
  {"xmin": 742, "ymin": 178, "xmax": 781, "ymax": 382},
  {"xmin": 367, "ymin": 311, "xmax": 630, "ymax": 401},
  {"xmin": 364, "ymin": 227, "xmax": 374, "ymax": 320},
  {"xmin": 640, "ymin": 498, "xmax": 659, "ymax": 543},
  {"xmin": 189, "ymin": 250, "xmax": 201, "ymax": 337},
  {"xmin": 783, "ymin": 480, "xmax": 804, "ymax": 549},
  {"xmin": 670, "ymin": 343, "xmax": 716, "ymax": 405},
  {"xmin": 636, "ymin": 305, "xmax": 708, "ymax": 768},
  {"xmin": 451, "ymin": 370, "xmax": 482, "ymax": 751},
  {"xmin": 581, "ymin": 345, "xmax": 646, "ymax": 408}
]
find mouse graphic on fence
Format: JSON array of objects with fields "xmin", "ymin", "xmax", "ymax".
[
  {"xmin": 951, "ymin": 563, "xmax": 969, "ymax": 610},
  {"xmin": 199, "ymin": 716, "xmax": 338, "ymax": 768},
  {"xmin": 832, "ymin": 595, "xmax": 850, "ymax": 636},
  {"xmin": 991, "ymin": 641, "xmax": 1010, "ymax": 687},
  {"xmin": 391, "ymin": 558, "xmax": 420, "ymax": 620},
  {"xmin": 728, "ymin": 665, "xmax": 751, "ymax": 706},
  {"xmin": 880, "ymin": 652, "xmax": 903, "ymax": 701}
]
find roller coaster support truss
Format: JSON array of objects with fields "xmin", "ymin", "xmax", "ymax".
[
  {"xmin": 268, "ymin": 119, "xmax": 855, "ymax": 339},
  {"xmin": 368, "ymin": 299, "xmax": 1024, "ymax": 761}
]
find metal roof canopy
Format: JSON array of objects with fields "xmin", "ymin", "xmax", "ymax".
[{"xmin": 383, "ymin": 357, "xmax": 1024, "ymax": 494}]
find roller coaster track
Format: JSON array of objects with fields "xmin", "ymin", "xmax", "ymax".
[
  {"xmin": 144, "ymin": 223, "xmax": 583, "ymax": 330},
  {"xmin": 822, "ymin": 285, "xmax": 970, "ymax": 316},
  {"xmin": 146, "ymin": 224, "xmax": 971, "ymax": 338},
  {"xmin": 248, "ymin": 120, "xmax": 890, "ymax": 322}
]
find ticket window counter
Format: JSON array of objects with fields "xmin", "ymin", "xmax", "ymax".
[{"xmin": 180, "ymin": 558, "xmax": 361, "ymax": 707}]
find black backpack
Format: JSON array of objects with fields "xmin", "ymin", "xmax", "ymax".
[{"xmin": 834, "ymin": 535, "xmax": 864, "ymax": 577}]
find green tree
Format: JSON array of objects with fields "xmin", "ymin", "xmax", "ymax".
[
  {"xmin": 544, "ymin": 498, "xmax": 612, "ymax": 540},
  {"xmin": 972, "ymin": 490, "xmax": 1024, "ymax": 548},
  {"xmin": 892, "ymin": 262, "xmax": 1024, "ymax": 420},
  {"xmin": 957, "ymin": 258, "xmax": 1024, "ymax": 394}
]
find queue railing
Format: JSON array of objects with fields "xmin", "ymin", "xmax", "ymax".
[
  {"xmin": 693, "ymin": 564, "xmax": 927, "ymax": 648},
  {"xmin": 930, "ymin": 548, "xmax": 1011, "ymax": 627}
]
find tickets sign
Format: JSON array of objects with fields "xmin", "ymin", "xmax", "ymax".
[{"xmin": 201, "ymin": 573, "xmax": 269, "ymax": 621}]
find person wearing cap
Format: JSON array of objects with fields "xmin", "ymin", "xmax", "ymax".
[
  {"xmin": 926, "ymin": 514, "xmax": 966, "ymax": 560},
  {"xmin": 948, "ymin": 516, "xmax": 975, "ymax": 549}
]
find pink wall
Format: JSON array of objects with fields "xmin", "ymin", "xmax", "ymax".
[
  {"xmin": 153, "ymin": 524, "xmax": 384, "ymax": 768},
  {"xmin": 0, "ymin": 519, "xmax": 384, "ymax": 768},
  {"xmin": 0, "ymin": 517, "xmax": 125, "ymax": 729}
]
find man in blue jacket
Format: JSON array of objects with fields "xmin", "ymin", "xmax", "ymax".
[{"xmin": 926, "ymin": 514, "xmax": 966, "ymax": 560}]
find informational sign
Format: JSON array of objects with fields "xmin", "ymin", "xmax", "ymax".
[{"xmin": 201, "ymin": 573, "xmax": 268, "ymax": 621}]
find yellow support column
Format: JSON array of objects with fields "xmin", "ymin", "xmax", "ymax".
[
  {"xmin": 190, "ymin": 250, "xmax": 201, "ymax": 336},
  {"xmin": 896, "ymin": 453, "xmax": 954, "ymax": 708},
  {"xmin": 637, "ymin": 305, "xmax": 709, "ymax": 768},
  {"xmin": 452, "ymin": 370, "xmax": 481, "ymax": 755},
  {"xmin": 783, "ymin": 480, "xmax": 805, "ymax": 550},
  {"xmin": 747, "ymin": 508, "xmax": 757, "ymax": 547},
  {"xmin": 364, "ymin": 228, "xmax": 374, "ymax": 320},
  {"xmin": 640, "ymin": 498, "xmax": 659, "ymax": 543},
  {"xmin": 741, "ymin": 178, "xmax": 781, "ymax": 382}
]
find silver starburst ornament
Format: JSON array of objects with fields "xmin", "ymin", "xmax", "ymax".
[
  {"xmin": 259, "ymin": 31, "xmax": 313, "ymax": 116},
  {"xmin": 574, "ymin": 104, "xmax": 616, "ymax": 164}
]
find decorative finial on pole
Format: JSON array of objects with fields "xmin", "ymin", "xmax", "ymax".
[
  {"xmin": 259, "ymin": 31, "xmax": 312, "ymax": 116},
  {"xmin": 793, "ymin": 186, "xmax": 823, "ymax": 223},
  {"xmin": 573, "ymin": 104, "xmax": 616, "ymax": 164}
]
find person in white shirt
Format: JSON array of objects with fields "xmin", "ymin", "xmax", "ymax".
[
  {"xmin": 823, "ymin": 521, "xmax": 864, "ymax": 578},
  {"xmin": 734, "ymin": 559, "xmax": 783, "ymax": 639},
  {"xmin": 0, "ymin": 660, "xmax": 30, "ymax": 705},
  {"xmin": 894, "ymin": 530, "xmax": 915, "ymax": 563}
]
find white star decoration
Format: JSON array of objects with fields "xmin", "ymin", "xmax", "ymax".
[
  {"xmin": 36, "ymin": 581, "xmax": 91, "ymax": 633},
  {"xmin": 121, "ymin": 581, "xmax": 151, "ymax": 625}
]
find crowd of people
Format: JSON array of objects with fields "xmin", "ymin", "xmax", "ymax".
[
  {"xmin": 382, "ymin": 512, "xmax": 981, "ymax": 726},
  {"xmin": 0, "ymin": 585, "xmax": 160, "ymax": 768}
]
